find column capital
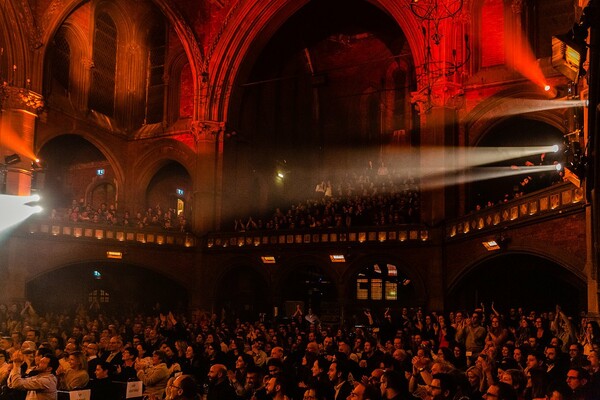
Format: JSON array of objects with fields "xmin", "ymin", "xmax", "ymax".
[
  {"xmin": 190, "ymin": 120, "xmax": 225, "ymax": 142},
  {"xmin": 0, "ymin": 85, "xmax": 45, "ymax": 114}
]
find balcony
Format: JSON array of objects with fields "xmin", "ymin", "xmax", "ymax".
[
  {"xmin": 205, "ymin": 224, "xmax": 431, "ymax": 250},
  {"xmin": 23, "ymin": 220, "xmax": 197, "ymax": 248},
  {"xmin": 446, "ymin": 182, "xmax": 586, "ymax": 240}
]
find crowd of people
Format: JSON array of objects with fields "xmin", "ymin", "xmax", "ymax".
[
  {"xmin": 233, "ymin": 162, "xmax": 421, "ymax": 232},
  {"xmin": 0, "ymin": 301, "xmax": 599, "ymax": 400},
  {"xmin": 47, "ymin": 199, "xmax": 189, "ymax": 232}
]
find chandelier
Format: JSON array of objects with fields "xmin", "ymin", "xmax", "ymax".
[{"xmin": 408, "ymin": 0, "xmax": 469, "ymax": 112}]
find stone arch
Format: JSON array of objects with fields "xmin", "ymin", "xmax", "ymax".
[
  {"xmin": 85, "ymin": 177, "xmax": 118, "ymax": 209},
  {"xmin": 133, "ymin": 140, "xmax": 196, "ymax": 200},
  {"xmin": 165, "ymin": 51, "xmax": 191, "ymax": 124},
  {"xmin": 0, "ymin": 1, "xmax": 35, "ymax": 87},
  {"xmin": 204, "ymin": 0, "xmax": 424, "ymax": 123},
  {"xmin": 36, "ymin": 133, "xmax": 126, "ymax": 198},
  {"xmin": 25, "ymin": 260, "xmax": 189, "ymax": 313},
  {"xmin": 464, "ymin": 84, "xmax": 566, "ymax": 146},
  {"xmin": 44, "ymin": 21, "xmax": 92, "ymax": 110},
  {"xmin": 34, "ymin": 0, "xmax": 203, "ymax": 102},
  {"xmin": 446, "ymin": 251, "xmax": 586, "ymax": 313}
]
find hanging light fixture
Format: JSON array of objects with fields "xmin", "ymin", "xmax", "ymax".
[{"xmin": 408, "ymin": 0, "xmax": 470, "ymax": 112}]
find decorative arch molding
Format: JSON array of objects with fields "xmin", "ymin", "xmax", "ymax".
[
  {"xmin": 204, "ymin": 0, "xmax": 424, "ymax": 123},
  {"xmin": 35, "ymin": 0, "xmax": 203, "ymax": 100},
  {"xmin": 342, "ymin": 253, "xmax": 428, "ymax": 304},
  {"xmin": 26, "ymin": 259, "xmax": 191, "ymax": 296},
  {"xmin": 165, "ymin": 50, "xmax": 191, "ymax": 125},
  {"xmin": 35, "ymin": 131, "xmax": 126, "ymax": 194},
  {"xmin": 84, "ymin": 176, "xmax": 119, "ymax": 207},
  {"xmin": 446, "ymin": 249, "xmax": 585, "ymax": 295},
  {"xmin": 133, "ymin": 140, "xmax": 196, "ymax": 198},
  {"xmin": 51, "ymin": 22, "xmax": 92, "ymax": 109},
  {"xmin": 0, "ymin": 0, "xmax": 36, "ymax": 87},
  {"xmin": 464, "ymin": 85, "xmax": 566, "ymax": 146}
]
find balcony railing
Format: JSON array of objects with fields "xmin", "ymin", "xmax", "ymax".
[
  {"xmin": 205, "ymin": 225, "xmax": 431, "ymax": 249},
  {"xmin": 23, "ymin": 220, "xmax": 197, "ymax": 247},
  {"xmin": 446, "ymin": 182, "xmax": 586, "ymax": 240}
]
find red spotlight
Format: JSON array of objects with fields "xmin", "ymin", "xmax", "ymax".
[{"xmin": 544, "ymin": 85, "xmax": 551, "ymax": 91}]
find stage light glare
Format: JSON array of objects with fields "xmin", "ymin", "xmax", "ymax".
[
  {"xmin": 552, "ymin": 145, "xmax": 559, "ymax": 153},
  {"xmin": 556, "ymin": 163, "xmax": 562, "ymax": 171},
  {"xmin": 31, "ymin": 206, "xmax": 43, "ymax": 213},
  {"xmin": 31, "ymin": 194, "xmax": 41, "ymax": 202},
  {"xmin": 544, "ymin": 85, "xmax": 551, "ymax": 91}
]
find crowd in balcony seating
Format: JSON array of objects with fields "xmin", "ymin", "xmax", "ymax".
[
  {"xmin": 471, "ymin": 156, "xmax": 566, "ymax": 212},
  {"xmin": 48, "ymin": 199, "xmax": 189, "ymax": 232},
  {"xmin": 0, "ymin": 300, "xmax": 597, "ymax": 399},
  {"xmin": 234, "ymin": 162, "xmax": 421, "ymax": 232}
]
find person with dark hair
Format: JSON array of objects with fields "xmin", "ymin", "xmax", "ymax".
[
  {"xmin": 327, "ymin": 360, "xmax": 352, "ymax": 400},
  {"xmin": 114, "ymin": 346, "xmax": 138, "ymax": 381},
  {"xmin": 89, "ymin": 361, "xmax": 117, "ymax": 400},
  {"xmin": 359, "ymin": 338, "xmax": 384, "ymax": 376},
  {"xmin": 484, "ymin": 382, "xmax": 518, "ymax": 400},
  {"xmin": 427, "ymin": 372, "xmax": 456, "ymax": 400},
  {"xmin": 240, "ymin": 366, "xmax": 265, "ymax": 400},
  {"xmin": 380, "ymin": 370, "xmax": 408, "ymax": 399},
  {"xmin": 228, "ymin": 352, "xmax": 255, "ymax": 393},
  {"xmin": 266, "ymin": 375, "xmax": 289, "ymax": 400},
  {"xmin": 7, "ymin": 350, "xmax": 58, "ymax": 400},
  {"xmin": 307, "ymin": 356, "xmax": 333, "ymax": 400},
  {"xmin": 566, "ymin": 367, "xmax": 591, "ymax": 400},
  {"xmin": 165, "ymin": 374, "xmax": 197, "ymax": 400}
]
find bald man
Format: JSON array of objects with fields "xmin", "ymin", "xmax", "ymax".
[{"xmin": 207, "ymin": 364, "xmax": 237, "ymax": 400}]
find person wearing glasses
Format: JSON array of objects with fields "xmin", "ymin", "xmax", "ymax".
[
  {"xmin": 566, "ymin": 367, "xmax": 591, "ymax": 400},
  {"xmin": 165, "ymin": 374, "xmax": 198, "ymax": 400},
  {"xmin": 483, "ymin": 382, "xmax": 518, "ymax": 400},
  {"xmin": 426, "ymin": 373, "xmax": 455, "ymax": 400}
]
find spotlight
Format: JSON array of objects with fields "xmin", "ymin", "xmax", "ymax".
[
  {"xmin": 4, "ymin": 154, "xmax": 21, "ymax": 165},
  {"xmin": 552, "ymin": 145, "xmax": 559, "ymax": 153},
  {"xmin": 555, "ymin": 163, "xmax": 562, "ymax": 171},
  {"xmin": 544, "ymin": 85, "xmax": 551, "ymax": 92},
  {"xmin": 552, "ymin": 30, "xmax": 587, "ymax": 82}
]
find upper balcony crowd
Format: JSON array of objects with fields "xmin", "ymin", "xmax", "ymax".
[
  {"xmin": 47, "ymin": 200, "xmax": 190, "ymax": 233},
  {"xmin": 38, "ymin": 156, "xmax": 567, "ymax": 237},
  {"xmin": 233, "ymin": 162, "xmax": 421, "ymax": 232},
  {"xmin": 0, "ymin": 301, "xmax": 598, "ymax": 400}
]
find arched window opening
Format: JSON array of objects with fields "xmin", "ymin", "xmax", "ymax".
[
  {"xmin": 91, "ymin": 182, "xmax": 116, "ymax": 210},
  {"xmin": 356, "ymin": 263, "xmax": 410, "ymax": 301},
  {"xmin": 145, "ymin": 22, "xmax": 167, "ymax": 124},
  {"xmin": 179, "ymin": 63, "xmax": 194, "ymax": 119},
  {"xmin": 89, "ymin": 12, "xmax": 117, "ymax": 117},
  {"xmin": 51, "ymin": 28, "xmax": 71, "ymax": 91}
]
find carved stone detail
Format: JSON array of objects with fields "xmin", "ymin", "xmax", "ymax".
[
  {"xmin": 190, "ymin": 120, "xmax": 224, "ymax": 142},
  {"xmin": 0, "ymin": 84, "xmax": 45, "ymax": 114}
]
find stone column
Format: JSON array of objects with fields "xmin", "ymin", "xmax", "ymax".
[
  {"xmin": 0, "ymin": 85, "xmax": 44, "ymax": 195},
  {"xmin": 191, "ymin": 120, "xmax": 224, "ymax": 232}
]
